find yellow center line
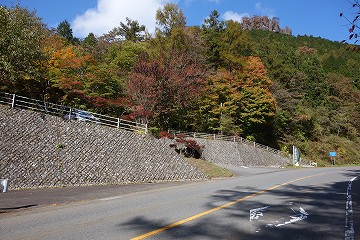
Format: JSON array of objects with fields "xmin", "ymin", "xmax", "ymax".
[{"xmin": 131, "ymin": 172, "xmax": 329, "ymax": 240}]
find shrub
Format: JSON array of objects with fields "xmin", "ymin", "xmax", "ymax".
[{"xmin": 163, "ymin": 133, "xmax": 205, "ymax": 159}]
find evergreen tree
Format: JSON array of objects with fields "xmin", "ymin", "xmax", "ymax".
[{"xmin": 57, "ymin": 20, "xmax": 74, "ymax": 43}]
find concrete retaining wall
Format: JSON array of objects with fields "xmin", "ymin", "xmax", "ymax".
[{"xmin": 0, "ymin": 106, "xmax": 208, "ymax": 189}]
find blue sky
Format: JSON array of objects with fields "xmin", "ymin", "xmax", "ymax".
[{"xmin": 2, "ymin": 0, "xmax": 355, "ymax": 42}]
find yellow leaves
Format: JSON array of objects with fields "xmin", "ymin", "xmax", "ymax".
[
  {"xmin": 50, "ymin": 47, "xmax": 74, "ymax": 68},
  {"xmin": 202, "ymin": 56, "xmax": 277, "ymax": 130}
]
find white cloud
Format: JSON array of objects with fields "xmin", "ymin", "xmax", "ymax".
[
  {"xmin": 72, "ymin": 0, "xmax": 170, "ymax": 38},
  {"xmin": 223, "ymin": 11, "xmax": 249, "ymax": 23},
  {"xmin": 255, "ymin": 2, "xmax": 276, "ymax": 18}
]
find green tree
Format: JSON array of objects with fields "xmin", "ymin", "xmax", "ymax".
[
  {"xmin": 118, "ymin": 17, "xmax": 148, "ymax": 42},
  {"xmin": 0, "ymin": 5, "xmax": 48, "ymax": 98},
  {"xmin": 202, "ymin": 10, "xmax": 224, "ymax": 31},
  {"xmin": 196, "ymin": 69, "xmax": 240, "ymax": 134},
  {"xmin": 82, "ymin": 33, "xmax": 97, "ymax": 48},
  {"xmin": 155, "ymin": 3, "xmax": 186, "ymax": 36},
  {"xmin": 295, "ymin": 46, "xmax": 328, "ymax": 105},
  {"xmin": 219, "ymin": 20, "xmax": 254, "ymax": 71},
  {"xmin": 57, "ymin": 20, "xmax": 74, "ymax": 43},
  {"xmin": 106, "ymin": 41, "xmax": 149, "ymax": 74},
  {"xmin": 81, "ymin": 33, "xmax": 101, "ymax": 60},
  {"xmin": 201, "ymin": 10, "xmax": 224, "ymax": 69}
]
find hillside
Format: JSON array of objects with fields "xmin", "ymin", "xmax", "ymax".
[
  {"xmin": 1, "ymin": 5, "xmax": 359, "ymax": 165},
  {"xmin": 248, "ymin": 30, "xmax": 360, "ymax": 165}
]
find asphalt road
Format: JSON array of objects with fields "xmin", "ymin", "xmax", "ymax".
[{"xmin": 1, "ymin": 166, "xmax": 359, "ymax": 240}]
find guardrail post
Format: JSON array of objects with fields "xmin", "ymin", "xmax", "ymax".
[
  {"xmin": 11, "ymin": 94, "xmax": 15, "ymax": 108},
  {"xmin": 213, "ymin": 134, "xmax": 216, "ymax": 140},
  {"xmin": 254, "ymin": 142, "xmax": 256, "ymax": 147},
  {"xmin": 117, "ymin": 118, "xmax": 120, "ymax": 128},
  {"xmin": 145, "ymin": 124, "xmax": 148, "ymax": 134}
]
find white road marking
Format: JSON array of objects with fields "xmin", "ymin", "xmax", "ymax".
[
  {"xmin": 99, "ymin": 196, "xmax": 123, "ymax": 201},
  {"xmin": 250, "ymin": 206, "xmax": 270, "ymax": 221},
  {"xmin": 345, "ymin": 176, "xmax": 358, "ymax": 240},
  {"xmin": 274, "ymin": 207, "xmax": 309, "ymax": 227},
  {"xmin": 250, "ymin": 204, "xmax": 309, "ymax": 231}
]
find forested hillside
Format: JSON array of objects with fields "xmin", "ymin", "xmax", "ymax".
[{"xmin": 1, "ymin": 4, "xmax": 359, "ymax": 165}]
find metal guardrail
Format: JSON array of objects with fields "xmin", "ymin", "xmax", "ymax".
[
  {"xmin": 0, "ymin": 92, "xmax": 287, "ymax": 158},
  {"xmin": 0, "ymin": 92, "xmax": 147, "ymax": 134},
  {"xmin": 168, "ymin": 130, "xmax": 287, "ymax": 157}
]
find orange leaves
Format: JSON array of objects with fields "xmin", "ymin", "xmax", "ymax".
[
  {"xmin": 43, "ymin": 36, "xmax": 114, "ymax": 109},
  {"xmin": 243, "ymin": 56, "xmax": 272, "ymax": 87},
  {"xmin": 49, "ymin": 46, "xmax": 95, "ymax": 70}
]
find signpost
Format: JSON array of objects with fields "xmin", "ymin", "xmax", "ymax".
[
  {"xmin": 293, "ymin": 146, "xmax": 301, "ymax": 166},
  {"xmin": 329, "ymin": 151, "xmax": 337, "ymax": 165}
]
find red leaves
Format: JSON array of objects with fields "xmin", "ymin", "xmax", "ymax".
[
  {"xmin": 185, "ymin": 139, "xmax": 204, "ymax": 151},
  {"xmin": 108, "ymin": 97, "xmax": 128, "ymax": 108},
  {"xmin": 349, "ymin": 25, "xmax": 355, "ymax": 33},
  {"xmin": 126, "ymin": 50, "xmax": 205, "ymax": 125},
  {"xmin": 341, "ymin": 1, "xmax": 360, "ymax": 43},
  {"xmin": 90, "ymin": 96, "xmax": 108, "ymax": 108},
  {"xmin": 161, "ymin": 132, "xmax": 205, "ymax": 158},
  {"xmin": 160, "ymin": 131, "xmax": 175, "ymax": 139}
]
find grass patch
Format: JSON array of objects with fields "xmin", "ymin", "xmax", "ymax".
[{"xmin": 186, "ymin": 158, "xmax": 234, "ymax": 178}]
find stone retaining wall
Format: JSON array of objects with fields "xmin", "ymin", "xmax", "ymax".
[
  {"xmin": 195, "ymin": 138, "xmax": 290, "ymax": 167},
  {"xmin": 0, "ymin": 106, "xmax": 208, "ymax": 189}
]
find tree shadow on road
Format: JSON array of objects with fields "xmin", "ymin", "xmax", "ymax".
[{"xmin": 120, "ymin": 169, "xmax": 360, "ymax": 239}]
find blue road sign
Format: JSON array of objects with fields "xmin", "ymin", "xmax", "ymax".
[{"xmin": 329, "ymin": 152, "xmax": 337, "ymax": 157}]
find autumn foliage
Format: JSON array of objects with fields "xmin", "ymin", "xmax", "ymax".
[
  {"xmin": 126, "ymin": 50, "xmax": 205, "ymax": 127},
  {"xmin": 2, "ymin": 4, "xmax": 360, "ymax": 163},
  {"xmin": 160, "ymin": 132, "xmax": 204, "ymax": 159}
]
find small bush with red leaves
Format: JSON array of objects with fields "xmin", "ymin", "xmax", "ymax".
[{"xmin": 161, "ymin": 133, "xmax": 204, "ymax": 159}]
